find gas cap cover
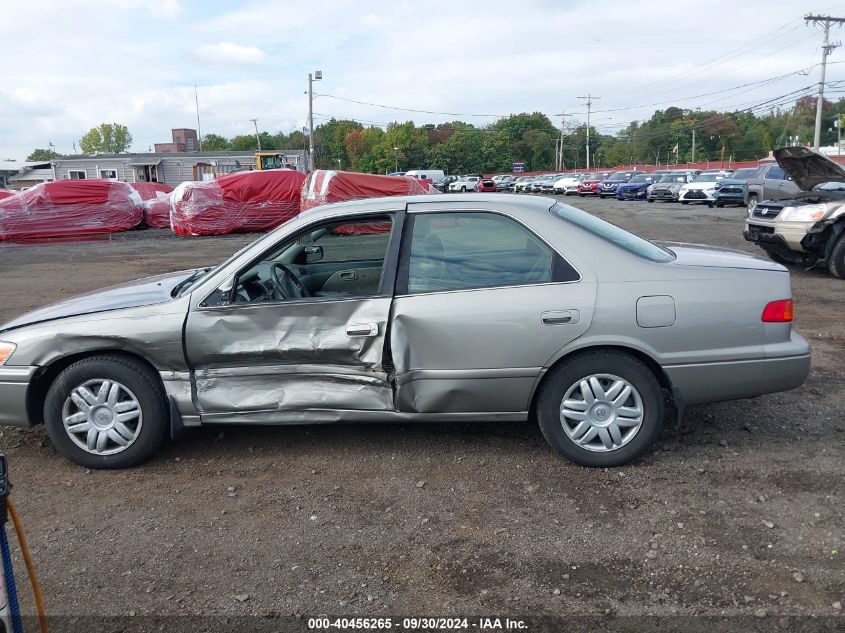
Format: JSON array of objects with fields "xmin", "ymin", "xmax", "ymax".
[{"xmin": 637, "ymin": 295, "xmax": 676, "ymax": 328}]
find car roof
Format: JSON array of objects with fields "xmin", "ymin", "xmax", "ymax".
[{"xmin": 297, "ymin": 193, "xmax": 556, "ymax": 222}]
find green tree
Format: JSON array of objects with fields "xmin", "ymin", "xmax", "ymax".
[
  {"xmin": 230, "ymin": 134, "xmax": 259, "ymax": 151},
  {"xmin": 200, "ymin": 133, "xmax": 231, "ymax": 151},
  {"xmin": 26, "ymin": 148, "xmax": 60, "ymax": 161},
  {"xmin": 79, "ymin": 123, "xmax": 133, "ymax": 154}
]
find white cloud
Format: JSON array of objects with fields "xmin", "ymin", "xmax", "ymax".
[
  {"xmin": 0, "ymin": 0, "xmax": 836, "ymax": 159},
  {"xmin": 195, "ymin": 42, "xmax": 267, "ymax": 65}
]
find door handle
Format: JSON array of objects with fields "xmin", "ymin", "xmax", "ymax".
[
  {"xmin": 339, "ymin": 271, "xmax": 358, "ymax": 280},
  {"xmin": 542, "ymin": 310, "xmax": 578, "ymax": 325},
  {"xmin": 346, "ymin": 322, "xmax": 379, "ymax": 337}
]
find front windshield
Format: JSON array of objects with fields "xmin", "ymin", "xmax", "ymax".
[
  {"xmin": 659, "ymin": 174, "xmax": 687, "ymax": 183},
  {"xmin": 608, "ymin": 172, "xmax": 628, "ymax": 180},
  {"xmin": 550, "ymin": 202, "xmax": 675, "ymax": 263},
  {"xmin": 693, "ymin": 173, "xmax": 721, "ymax": 183},
  {"xmin": 588, "ymin": 173, "xmax": 604, "ymax": 179},
  {"xmin": 628, "ymin": 175, "xmax": 649, "ymax": 183}
]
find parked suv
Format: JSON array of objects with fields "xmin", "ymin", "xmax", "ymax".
[
  {"xmin": 449, "ymin": 176, "xmax": 481, "ymax": 192},
  {"xmin": 712, "ymin": 168, "xmax": 760, "ymax": 208},
  {"xmin": 744, "ymin": 146, "xmax": 845, "ymax": 278},
  {"xmin": 744, "ymin": 163, "xmax": 800, "ymax": 214},
  {"xmin": 598, "ymin": 171, "xmax": 641, "ymax": 198},
  {"xmin": 647, "ymin": 171, "xmax": 695, "ymax": 203}
]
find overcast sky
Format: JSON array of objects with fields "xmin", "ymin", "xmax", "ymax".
[{"xmin": 0, "ymin": 0, "xmax": 842, "ymax": 159}]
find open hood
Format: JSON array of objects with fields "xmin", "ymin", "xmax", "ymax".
[{"xmin": 774, "ymin": 146, "xmax": 845, "ymax": 191}]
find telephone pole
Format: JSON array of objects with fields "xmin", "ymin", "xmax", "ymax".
[
  {"xmin": 578, "ymin": 94, "xmax": 600, "ymax": 170},
  {"xmin": 691, "ymin": 128, "xmax": 696, "ymax": 164},
  {"xmin": 250, "ymin": 118, "xmax": 261, "ymax": 151},
  {"xmin": 554, "ymin": 109, "xmax": 573, "ymax": 171},
  {"xmin": 805, "ymin": 14, "xmax": 845, "ymax": 149}
]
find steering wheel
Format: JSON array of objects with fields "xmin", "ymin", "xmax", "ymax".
[{"xmin": 271, "ymin": 263, "xmax": 310, "ymax": 300}]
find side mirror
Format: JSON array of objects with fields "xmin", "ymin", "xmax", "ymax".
[
  {"xmin": 304, "ymin": 244, "xmax": 324, "ymax": 263},
  {"xmin": 200, "ymin": 277, "xmax": 234, "ymax": 307}
]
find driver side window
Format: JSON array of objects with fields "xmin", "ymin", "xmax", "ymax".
[{"xmin": 229, "ymin": 216, "xmax": 394, "ymax": 304}]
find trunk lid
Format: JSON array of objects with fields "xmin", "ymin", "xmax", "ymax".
[{"xmin": 659, "ymin": 241, "xmax": 785, "ymax": 272}]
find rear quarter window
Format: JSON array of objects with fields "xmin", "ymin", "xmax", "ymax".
[{"xmin": 550, "ymin": 202, "xmax": 675, "ymax": 263}]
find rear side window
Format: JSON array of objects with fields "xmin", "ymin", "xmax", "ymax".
[
  {"xmin": 767, "ymin": 167, "xmax": 785, "ymax": 180},
  {"xmin": 550, "ymin": 202, "xmax": 675, "ymax": 263},
  {"xmin": 400, "ymin": 212, "xmax": 578, "ymax": 294}
]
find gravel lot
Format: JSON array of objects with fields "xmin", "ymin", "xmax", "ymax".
[{"xmin": 0, "ymin": 195, "xmax": 842, "ymax": 628}]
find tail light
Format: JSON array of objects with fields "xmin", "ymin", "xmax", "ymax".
[{"xmin": 762, "ymin": 299, "xmax": 793, "ymax": 323}]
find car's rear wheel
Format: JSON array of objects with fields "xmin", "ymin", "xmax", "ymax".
[
  {"xmin": 536, "ymin": 351, "xmax": 664, "ymax": 467},
  {"xmin": 44, "ymin": 355, "xmax": 168, "ymax": 469},
  {"xmin": 828, "ymin": 231, "xmax": 845, "ymax": 279}
]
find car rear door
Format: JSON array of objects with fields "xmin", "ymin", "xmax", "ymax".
[
  {"xmin": 389, "ymin": 204, "xmax": 596, "ymax": 416},
  {"xmin": 183, "ymin": 212, "xmax": 404, "ymax": 423}
]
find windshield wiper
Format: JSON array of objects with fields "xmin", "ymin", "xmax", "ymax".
[{"xmin": 172, "ymin": 268, "xmax": 210, "ymax": 298}]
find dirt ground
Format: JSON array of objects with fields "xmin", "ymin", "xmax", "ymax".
[{"xmin": 0, "ymin": 195, "xmax": 842, "ymax": 629}]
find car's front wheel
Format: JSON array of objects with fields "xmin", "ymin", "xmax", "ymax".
[
  {"xmin": 536, "ymin": 351, "xmax": 664, "ymax": 467},
  {"xmin": 828, "ymin": 231, "xmax": 845, "ymax": 279},
  {"xmin": 747, "ymin": 194, "xmax": 758, "ymax": 215},
  {"xmin": 44, "ymin": 354, "xmax": 169, "ymax": 469}
]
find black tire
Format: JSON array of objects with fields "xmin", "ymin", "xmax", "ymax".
[
  {"xmin": 44, "ymin": 354, "xmax": 168, "ymax": 469},
  {"xmin": 579, "ymin": 193, "xmax": 585, "ymax": 197},
  {"xmin": 647, "ymin": 198, "xmax": 654, "ymax": 203},
  {"xmin": 765, "ymin": 250, "xmax": 791, "ymax": 266},
  {"xmin": 747, "ymin": 194, "xmax": 758, "ymax": 215},
  {"xmin": 681, "ymin": 201, "xmax": 689, "ymax": 205},
  {"xmin": 535, "ymin": 351, "xmax": 664, "ymax": 467},
  {"xmin": 828, "ymin": 231, "xmax": 845, "ymax": 279}
]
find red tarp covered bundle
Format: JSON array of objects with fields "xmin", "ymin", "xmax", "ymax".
[
  {"xmin": 301, "ymin": 170, "xmax": 436, "ymax": 212},
  {"xmin": 171, "ymin": 169, "xmax": 307, "ymax": 236},
  {"xmin": 131, "ymin": 181, "xmax": 173, "ymax": 201},
  {"xmin": 0, "ymin": 180, "xmax": 143, "ymax": 241},
  {"xmin": 141, "ymin": 195, "xmax": 173, "ymax": 229},
  {"xmin": 0, "ymin": 190, "xmax": 15, "ymax": 201}
]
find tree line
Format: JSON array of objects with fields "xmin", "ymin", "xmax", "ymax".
[{"xmin": 26, "ymin": 96, "xmax": 843, "ymax": 172}]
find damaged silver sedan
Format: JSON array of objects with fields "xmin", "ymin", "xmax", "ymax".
[{"xmin": 0, "ymin": 194, "xmax": 810, "ymax": 468}]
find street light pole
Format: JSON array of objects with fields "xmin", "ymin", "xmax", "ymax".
[
  {"xmin": 393, "ymin": 147, "xmax": 399, "ymax": 172},
  {"xmin": 308, "ymin": 70, "xmax": 322, "ymax": 170}
]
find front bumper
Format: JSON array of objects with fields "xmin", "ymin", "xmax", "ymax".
[
  {"xmin": 664, "ymin": 332, "xmax": 810, "ymax": 406},
  {"xmin": 0, "ymin": 366, "xmax": 36, "ymax": 427},
  {"xmin": 616, "ymin": 188, "xmax": 647, "ymax": 200},
  {"xmin": 744, "ymin": 219, "xmax": 815, "ymax": 252},
  {"xmin": 679, "ymin": 189, "xmax": 714, "ymax": 202},
  {"xmin": 648, "ymin": 189, "xmax": 678, "ymax": 201}
]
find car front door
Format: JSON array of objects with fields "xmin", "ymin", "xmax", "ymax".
[
  {"xmin": 389, "ymin": 205, "xmax": 596, "ymax": 416},
  {"xmin": 183, "ymin": 212, "xmax": 403, "ymax": 423}
]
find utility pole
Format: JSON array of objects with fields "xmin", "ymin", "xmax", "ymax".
[
  {"xmin": 691, "ymin": 128, "xmax": 696, "ymax": 164},
  {"xmin": 250, "ymin": 118, "xmax": 261, "ymax": 151},
  {"xmin": 554, "ymin": 109, "xmax": 573, "ymax": 171},
  {"xmin": 194, "ymin": 84, "xmax": 203, "ymax": 151},
  {"xmin": 577, "ymin": 94, "xmax": 600, "ymax": 170},
  {"xmin": 307, "ymin": 71, "xmax": 323, "ymax": 170},
  {"xmin": 805, "ymin": 14, "xmax": 845, "ymax": 149}
]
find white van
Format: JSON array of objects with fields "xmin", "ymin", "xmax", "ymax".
[{"xmin": 404, "ymin": 169, "xmax": 445, "ymax": 182}]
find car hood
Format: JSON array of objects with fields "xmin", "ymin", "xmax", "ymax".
[
  {"xmin": 659, "ymin": 242, "xmax": 783, "ymax": 271},
  {"xmin": 775, "ymin": 145, "xmax": 845, "ymax": 191},
  {"xmin": 0, "ymin": 269, "xmax": 198, "ymax": 332}
]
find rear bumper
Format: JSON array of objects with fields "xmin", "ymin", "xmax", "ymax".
[
  {"xmin": 0, "ymin": 366, "xmax": 36, "ymax": 427},
  {"xmin": 664, "ymin": 332, "xmax": 811, "ymax": 406}
]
